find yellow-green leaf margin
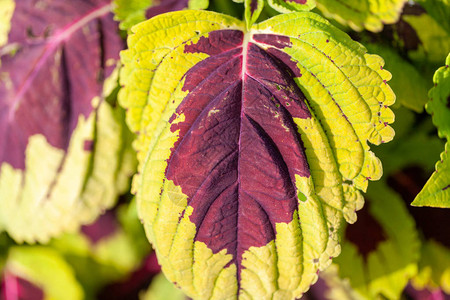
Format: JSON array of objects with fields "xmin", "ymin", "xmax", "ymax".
[
  {"xmin": 119, "ymin": 10, "xmax": 395, "ymax": 299},
  {"xmin": 413, "ymin": 53, "xmax": 450, "ymax": 208}
]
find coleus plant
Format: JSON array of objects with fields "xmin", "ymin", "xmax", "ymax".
[
  {"xmin": 118, "ymin": 1, "xmax": 395, "ymax": 299},
  {"xmin": 0, "ymin": 0, "xmax": 449, "ymax": 299}
]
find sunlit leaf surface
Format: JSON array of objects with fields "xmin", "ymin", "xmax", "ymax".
[
  {"xmin": 119, "ymin": 10, "xmax": 395, "ymax": 299},
  {"xmin": 413, "ymin": 53, "xmax": 450, "ymax": 208}
]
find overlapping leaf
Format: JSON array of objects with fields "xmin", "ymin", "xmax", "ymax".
[
  {"xmin": 315, "ymin": 0, "xmax": 408, "ymax": 32},
  {"xmin": 120, "ymin": 10, "xmax": 395, "ymax": 299},
  {"xmin": 413, "ymin": 53, "xmax": 450, "ymax": 208},
  {"xmin": 0, "ymin": 0, "xmax": 136, "ymax": 243}
]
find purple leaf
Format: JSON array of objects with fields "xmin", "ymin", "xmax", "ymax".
[
  {"xmin": 171, "ymin": 30, "xmax": 310, "ymax": 260},
  {"xmin": 0, "ymin": 0, "xmax": 123, "ymax": 169}
]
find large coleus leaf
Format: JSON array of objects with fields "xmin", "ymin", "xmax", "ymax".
[
  {"xmin": 113, "ymin": 0, "xmax": 209, "ymax": 31},
  {"xmin": 315, "ymin": 0, "xmax": 408, "ymax": 32},
  {"xmin": 0, "ymin": 0, "xmax": 136, "ymax": 243},
  {"xmin": 413, "ymin": 54, "xmax": 450, "ymax": 208},
  {"xmin": 332, "ymin": 181, "xmax": 419, "ymax": 299},
  {"xmin": 120, "ymin": 10, "xmax": 395, "ymax": 299}
]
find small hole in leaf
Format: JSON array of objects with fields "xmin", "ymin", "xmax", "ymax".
[
  {"xmin": 313, "ymin": 258, "xmax": 319, "ymax": 264},
  {"xmin": 285, "ymin": 102, "xmax": 290, "ymax": 106}
]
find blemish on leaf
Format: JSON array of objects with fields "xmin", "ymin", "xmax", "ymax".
[
  {"xmin": 83, "ymin": 140, "xmax": 94, "ymax": 151},
  {"xmin": 298, "ymin": 191, "xmax": 307, "ymax": 202}
]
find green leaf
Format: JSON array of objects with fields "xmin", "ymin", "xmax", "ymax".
[
  {"xmin": 189, "ymin": 0, "xmax": 209, "ymax": 9},
  {"xmin": 413, "ymin": 53, "xmax": 450, "ymax": 208},
  {"xmin": 332, "ymin": 181, "xmax": 420, "ymax": 299},
  {"xmin": 365, "ymin": 43, "xmax": 430, "ymax": 113},
  {"xmin": 267, "ymin": 0, "xmax": 316, "ymax": 13},
  {"xmin": 417, "ymin": 0, "xmax": 450, "ymax": 35},
  {"xmin": 315, "ymin": 0, "xmax": 408, "ymax": 32},
  {"xmin": 120, "ymin": 10, "xmax": 395, "ymax": 299},
  {"xmin": 5, "ymin": 246, "xmax": 84, "ymax": 300},
  {"xmin": 114, "ymin": 0, "xmax": 151, "ymax": 31},
  {"xmin": 140, "ymin": 273, "xmax": 186, "ymax": 300}
]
